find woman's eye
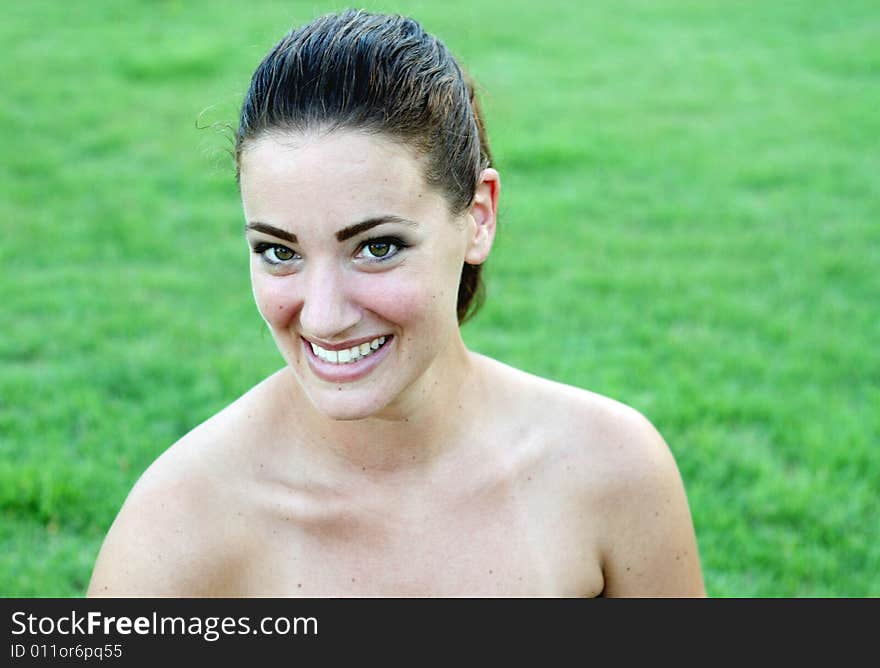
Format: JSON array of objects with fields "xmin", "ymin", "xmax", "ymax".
[
  {"xmin": 253, "ymin": 242, "xmax": 298, "ymax": 265},
  {"xmin": 356, "ymin": 238, "xmax": 405, "ymax": 261},
  {"xmin": 365, "ymin": 241, "xmax": 393, "ymax": 257},
  {"xmin": 269, "ymin": 246, "xmax": 295, "ymax": 262}
]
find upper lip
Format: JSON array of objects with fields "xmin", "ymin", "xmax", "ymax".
[{"xmin": 302, "ymin": 334, "xmax": 391, "ymax": 352}]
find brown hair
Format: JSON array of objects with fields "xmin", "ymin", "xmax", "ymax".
[{"xmin": 235, "ymin": 9, "xmax": 493, "ymax": 323}]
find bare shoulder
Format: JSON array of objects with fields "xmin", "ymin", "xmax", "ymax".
[
  {"xmin": 473, "ymin": 354, "xmax": 706, "ymax": 597},
  {"xmin": 87, "ymin": 374, "xmax": 281, "ymax": 597},
  {"xmin": 472, "ymin": 352, "xmax": 664, "ymax": 454},
  {"xmin": 585, "ymin": 402, "xmax": 706, "ymax": 597}
]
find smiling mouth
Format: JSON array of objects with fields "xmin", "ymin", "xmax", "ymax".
[{"xmin": 307, "ymin": 336, "xmax": 390, "ymax": 365}]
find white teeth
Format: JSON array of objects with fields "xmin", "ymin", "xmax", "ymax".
[{"xmin": 309, "ymin": 336, "xmax": 389, "ymax": 365}]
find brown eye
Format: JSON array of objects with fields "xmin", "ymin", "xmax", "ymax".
[
  {"xmin": 367, "ymin": 242, "xmax": 391, "ymax": 257},
  {"xmin": 355, "ymin": 237, "xmax": 405, "ymax": 262},
  {"xmin": 252, "ymin": 242, "xmax": 299, "ymax": 266},
  {"xmin": 272, "ymin": 246, "xmax": 294, "ymax": 261}
]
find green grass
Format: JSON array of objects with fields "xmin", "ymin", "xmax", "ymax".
[{"xmin": 2, "ymin": 0, "xmax": 878, "ymax": 597}]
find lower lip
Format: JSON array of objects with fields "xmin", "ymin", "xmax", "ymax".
[{"xmin": 303, "ymin": 336, "xmax": 394, "ymax": 383}]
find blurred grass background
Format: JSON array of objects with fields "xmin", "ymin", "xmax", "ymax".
[{"xmin": 2, "ymin": 0, "xmax": 877, "ymax": 597}]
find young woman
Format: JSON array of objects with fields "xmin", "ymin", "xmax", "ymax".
[{"xmin": 88, "ymin": 10, "xmax": 705, "ymax": 597}]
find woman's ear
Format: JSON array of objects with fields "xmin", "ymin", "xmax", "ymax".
[{"xmin": 465, "ymin": 168, "xmax": 500, "ymax": 265}]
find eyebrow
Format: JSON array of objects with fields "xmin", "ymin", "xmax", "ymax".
[
  {"xmin": 245, "ymin": 222, "xmax": 296, "ymax": 243},
  {"xmin": 245, "ymin": 215, "xmax": 417, "ymax": 244},
  {"xmin": 335, "ymin": 215, "xmax": 417, "ymax": 241}
]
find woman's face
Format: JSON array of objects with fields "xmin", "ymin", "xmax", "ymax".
[{"xmin": 239, "ymin": 129, "xmax": 496, "ymax": 421}]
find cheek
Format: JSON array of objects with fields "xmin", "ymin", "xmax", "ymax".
[
  {"xmin": 353, "ymin": 268, "xmax": 458, "ymax": 340},
  {"xmin": 251, "ymin": 263, "xmax": 461, "ymax": 332},
  {"xmin": 251, "ymin": 273, "xmax": 300, "ymax": 329},
  {"xmin": 352, "ymin": 278, "xmax": 422, "ymax": 324}
]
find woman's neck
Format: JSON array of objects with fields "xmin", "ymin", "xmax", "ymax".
[{"xmin": 280, "ymin": 336, "xmax": 486, "ymax": 478}]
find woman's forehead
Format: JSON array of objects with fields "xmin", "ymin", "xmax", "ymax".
[
  {"xmin": 241, "ymin": 130, "xmax": 424, "ymax": 186},
  {"xmin": 239, "ymin": 130, "xmax": 447, "ymax": 229}
]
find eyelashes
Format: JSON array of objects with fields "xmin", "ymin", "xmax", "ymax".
[
  {"xmin": 252, "ymin": 242, "xmax": 299, "ymax": 265},
  {"xmin": 251, "ymin": 236, "xmax": 410, "ymax": 267},
  {"xmin": 354, "ymin": 236, "xmax": 409, "ymax": 261}
]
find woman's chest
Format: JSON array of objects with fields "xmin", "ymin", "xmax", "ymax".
[{"xmin": 236, "ymin": 479, "xmax": 604, "ymax": 597}]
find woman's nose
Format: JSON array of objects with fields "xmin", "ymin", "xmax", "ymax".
[{"xmin": 297, "ymin": 261, "xmax": 362, "ymax": 340}]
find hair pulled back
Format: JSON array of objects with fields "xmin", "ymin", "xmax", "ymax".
[{"xmin": 235, "ymin": 9, "xmax": 493, "ymax": 323}]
